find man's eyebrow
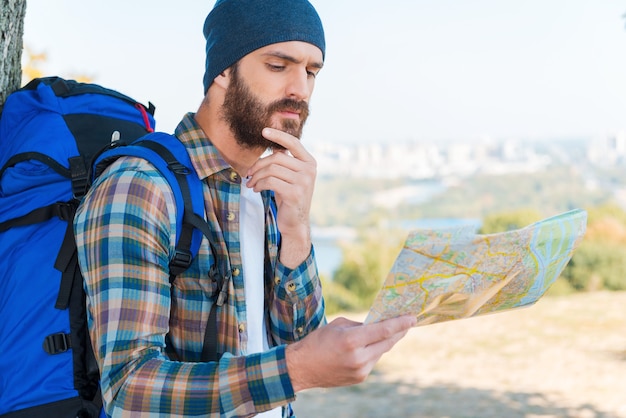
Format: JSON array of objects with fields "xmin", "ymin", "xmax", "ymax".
[{"xmin": 262, "ymin": 51, "xmax": 324, "ymax": 69}]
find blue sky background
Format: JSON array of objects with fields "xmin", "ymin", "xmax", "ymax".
[{"xmin": 22, "ymin": 1, "xmax": 626, "ymax": 145}]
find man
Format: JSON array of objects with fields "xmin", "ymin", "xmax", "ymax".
[{"xmin": 74, "ymin": 0, "xmax": 415, "ymax": 416}]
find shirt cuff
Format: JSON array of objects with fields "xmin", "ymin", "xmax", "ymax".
[
  {"xmin": 275, "ymin": 245, "xmax": 319, "ymax": 301},
  {"xmin": 220, "ymin": 345, "xmax": 295, "ymax": 413}
]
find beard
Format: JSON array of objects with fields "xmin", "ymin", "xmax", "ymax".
[{"xmin": 221, "ymin": 67, "xmax": 310, "ymax": 151}]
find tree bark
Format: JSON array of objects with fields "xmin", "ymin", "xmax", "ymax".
[{"xmin": 0, "ymin": 0, "xmax": 27, "ymax": 107}]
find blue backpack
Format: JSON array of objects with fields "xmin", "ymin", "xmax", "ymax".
[{"xmin": 0, "ymin": 77, "xmax": 214, "ymax": 418}]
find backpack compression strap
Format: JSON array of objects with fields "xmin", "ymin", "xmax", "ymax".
[{"xmin": 0, "ymin": 202, "xmax": 76, "ymax": 233}]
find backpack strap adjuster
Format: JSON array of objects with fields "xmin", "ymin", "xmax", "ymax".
[
  {"xmin": 167, "ymin": 162, "xmax": 191, "ymax": 175},
  {"xmin": 69, "ymin": 156, "xmax": 89, "ymax": 199},
  {"xmin": 53, "ymin": 202, "xmax": 77, "ymax": 221},
  {"xmin": 43, "ymin": 332, "xmax": 72, "ymax": 355},
  {"xmin": 169, "ymin": 249, "xmax": 193, "ymax": 276}
]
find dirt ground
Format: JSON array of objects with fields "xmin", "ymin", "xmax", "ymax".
[{"xmin": 295, "ymin": 291, "xmax": 626, "ymax": 418}]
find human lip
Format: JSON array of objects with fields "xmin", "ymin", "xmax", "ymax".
[{"xmin": 277, "ymin": 109, "xmax": 301, "ymax": 119}]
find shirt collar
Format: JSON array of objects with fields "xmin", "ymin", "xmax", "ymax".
[{"xmin": 174, "ymin": 112, "xmax": 231, "ymax": 180}]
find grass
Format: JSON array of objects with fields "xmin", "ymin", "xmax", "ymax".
[{"xmin": 296, "ymin": 291, "xmax": 626, "ymax": 418}]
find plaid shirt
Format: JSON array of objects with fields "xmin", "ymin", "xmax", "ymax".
[{"xmin": 74, "ymin": 113, "xmax": 325, "ymax": 417}]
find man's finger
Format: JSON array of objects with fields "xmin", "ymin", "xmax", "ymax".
[
  {"xmin": 262, "ymin": 128, "xmax": 313, "ymax": 161},
  {"xmin": 354, "ymin": 315, "xmax": 416, "ymax": 347}
]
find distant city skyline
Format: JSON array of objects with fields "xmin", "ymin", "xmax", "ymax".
[
  {"xmin": 22, "ymin": 0, "xmax": 626, "ymax": 144},
  {"xmin": 310, "ymin": 131, "xmax": 598, "ymax": 180}
]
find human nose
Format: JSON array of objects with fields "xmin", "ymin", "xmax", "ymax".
[{"xmin": 286, "ymin": 68, "xmax": 311, "ymax": 101}]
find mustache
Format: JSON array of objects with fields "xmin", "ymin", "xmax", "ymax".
[{"xmin": 267, "ymin": 98, "xmax": 309, "ymax": 119}]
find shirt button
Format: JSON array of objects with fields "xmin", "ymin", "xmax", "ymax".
[
  {"xmin": 287, "ymin": 282, "xmax": 296, "ymax": 292},
  {"xmin": 296, "ymin": 327, "xmax": 304, "ymax": 335},
  {"xmin": 274, "ymin": 276, "xmax": 281, "ymax": 286},
  {"xmin": 232, "ymin": 268, "xmax": 240, "ymax": 277},
  {"xmin": 238, "ymin": 323, "xmax": 246, "ymax": 333},
  {"xmin": 227, "ymin": 212, "xmax": 236, "ymax": 221},
  {"xmin": 230, "ymin": 171, "xmax": 239, "ymax": 182}
]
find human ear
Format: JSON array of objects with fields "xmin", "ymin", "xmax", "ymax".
[{"xmin": 213, "ymin": 69, "xmax": 230, "ymax": 90}]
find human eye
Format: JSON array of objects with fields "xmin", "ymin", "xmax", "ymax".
[{"xmin": 266, "ymin": 63, "xmax": 285, "ymax": 72}]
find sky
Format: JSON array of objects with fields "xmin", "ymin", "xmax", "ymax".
[{"xmin": 21, "ymin": 0, "xmax": 626, "ymax": 145}]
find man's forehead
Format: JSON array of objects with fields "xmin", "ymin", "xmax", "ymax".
[{"xmin": 254, "ymin": 41, "xmax": 324, "ymax": 67}]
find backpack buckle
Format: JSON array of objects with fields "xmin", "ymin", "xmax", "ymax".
[
  {"xmin": 43, "ymin": 332, "xmax": 72, "ymax": 355},
  {"xmin": 54, "ymin": 202, "xmax": 77, "ymax": 221},
  {"xmin": 69, "ymin": 156, "xmax": 89, "ymax": 199},
  {"xmin": 169, "ymin": 249, "xmax": 193, "ymax": 275},
  {"xmin": 168, "ymin": 162, "xmax": 191, "ymax": 175}
]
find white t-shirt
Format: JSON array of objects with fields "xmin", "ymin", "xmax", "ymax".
[{"xmin": 240, "ymin": 179, "xmax": 282, "ymax": 418}]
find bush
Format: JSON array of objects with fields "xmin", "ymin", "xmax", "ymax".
[
  {"xmin": 479, "ymin": 208, "xmax": 543, "ymax": 234},
  {"xmin": 331, "ymin": 227, "xmax": 404, "ymax": 311},
  {"xmin": 320, "ymin": 276, "xmax": 362, "ymax": 315},
  {"xmin": 562, "ymin": 241, "xmax": 626, "ymax": 291}
]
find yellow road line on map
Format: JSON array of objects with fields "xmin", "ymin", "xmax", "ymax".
[{"xmin": 384, "ymin": 246, "xmax": 510, "ymax": 290}]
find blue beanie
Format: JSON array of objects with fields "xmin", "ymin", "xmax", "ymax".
[{"xmin": 202, "ymin": 0, "xmax": 326, "ymax": 93}]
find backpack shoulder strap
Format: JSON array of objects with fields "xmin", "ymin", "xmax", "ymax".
[
  {"xmin": 94, "ymin": 133, "xmax": 225, "ymax": 362},
  {"xmin": 93, "ymin": 132, "xmax": 207, "ymax": 281}
]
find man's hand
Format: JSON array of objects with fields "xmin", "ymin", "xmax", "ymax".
[
  {"xmin": 285, "ymin": 315, "xmax": 417, "ymax": 392},
  {"xmin": 246, "ymin": 128, "xmax": 316, "ymax": 268}
]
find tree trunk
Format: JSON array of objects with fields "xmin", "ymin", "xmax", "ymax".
[{"xmin": 0, "ymin": 0, "xmax": 27, "ymax": 107}]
